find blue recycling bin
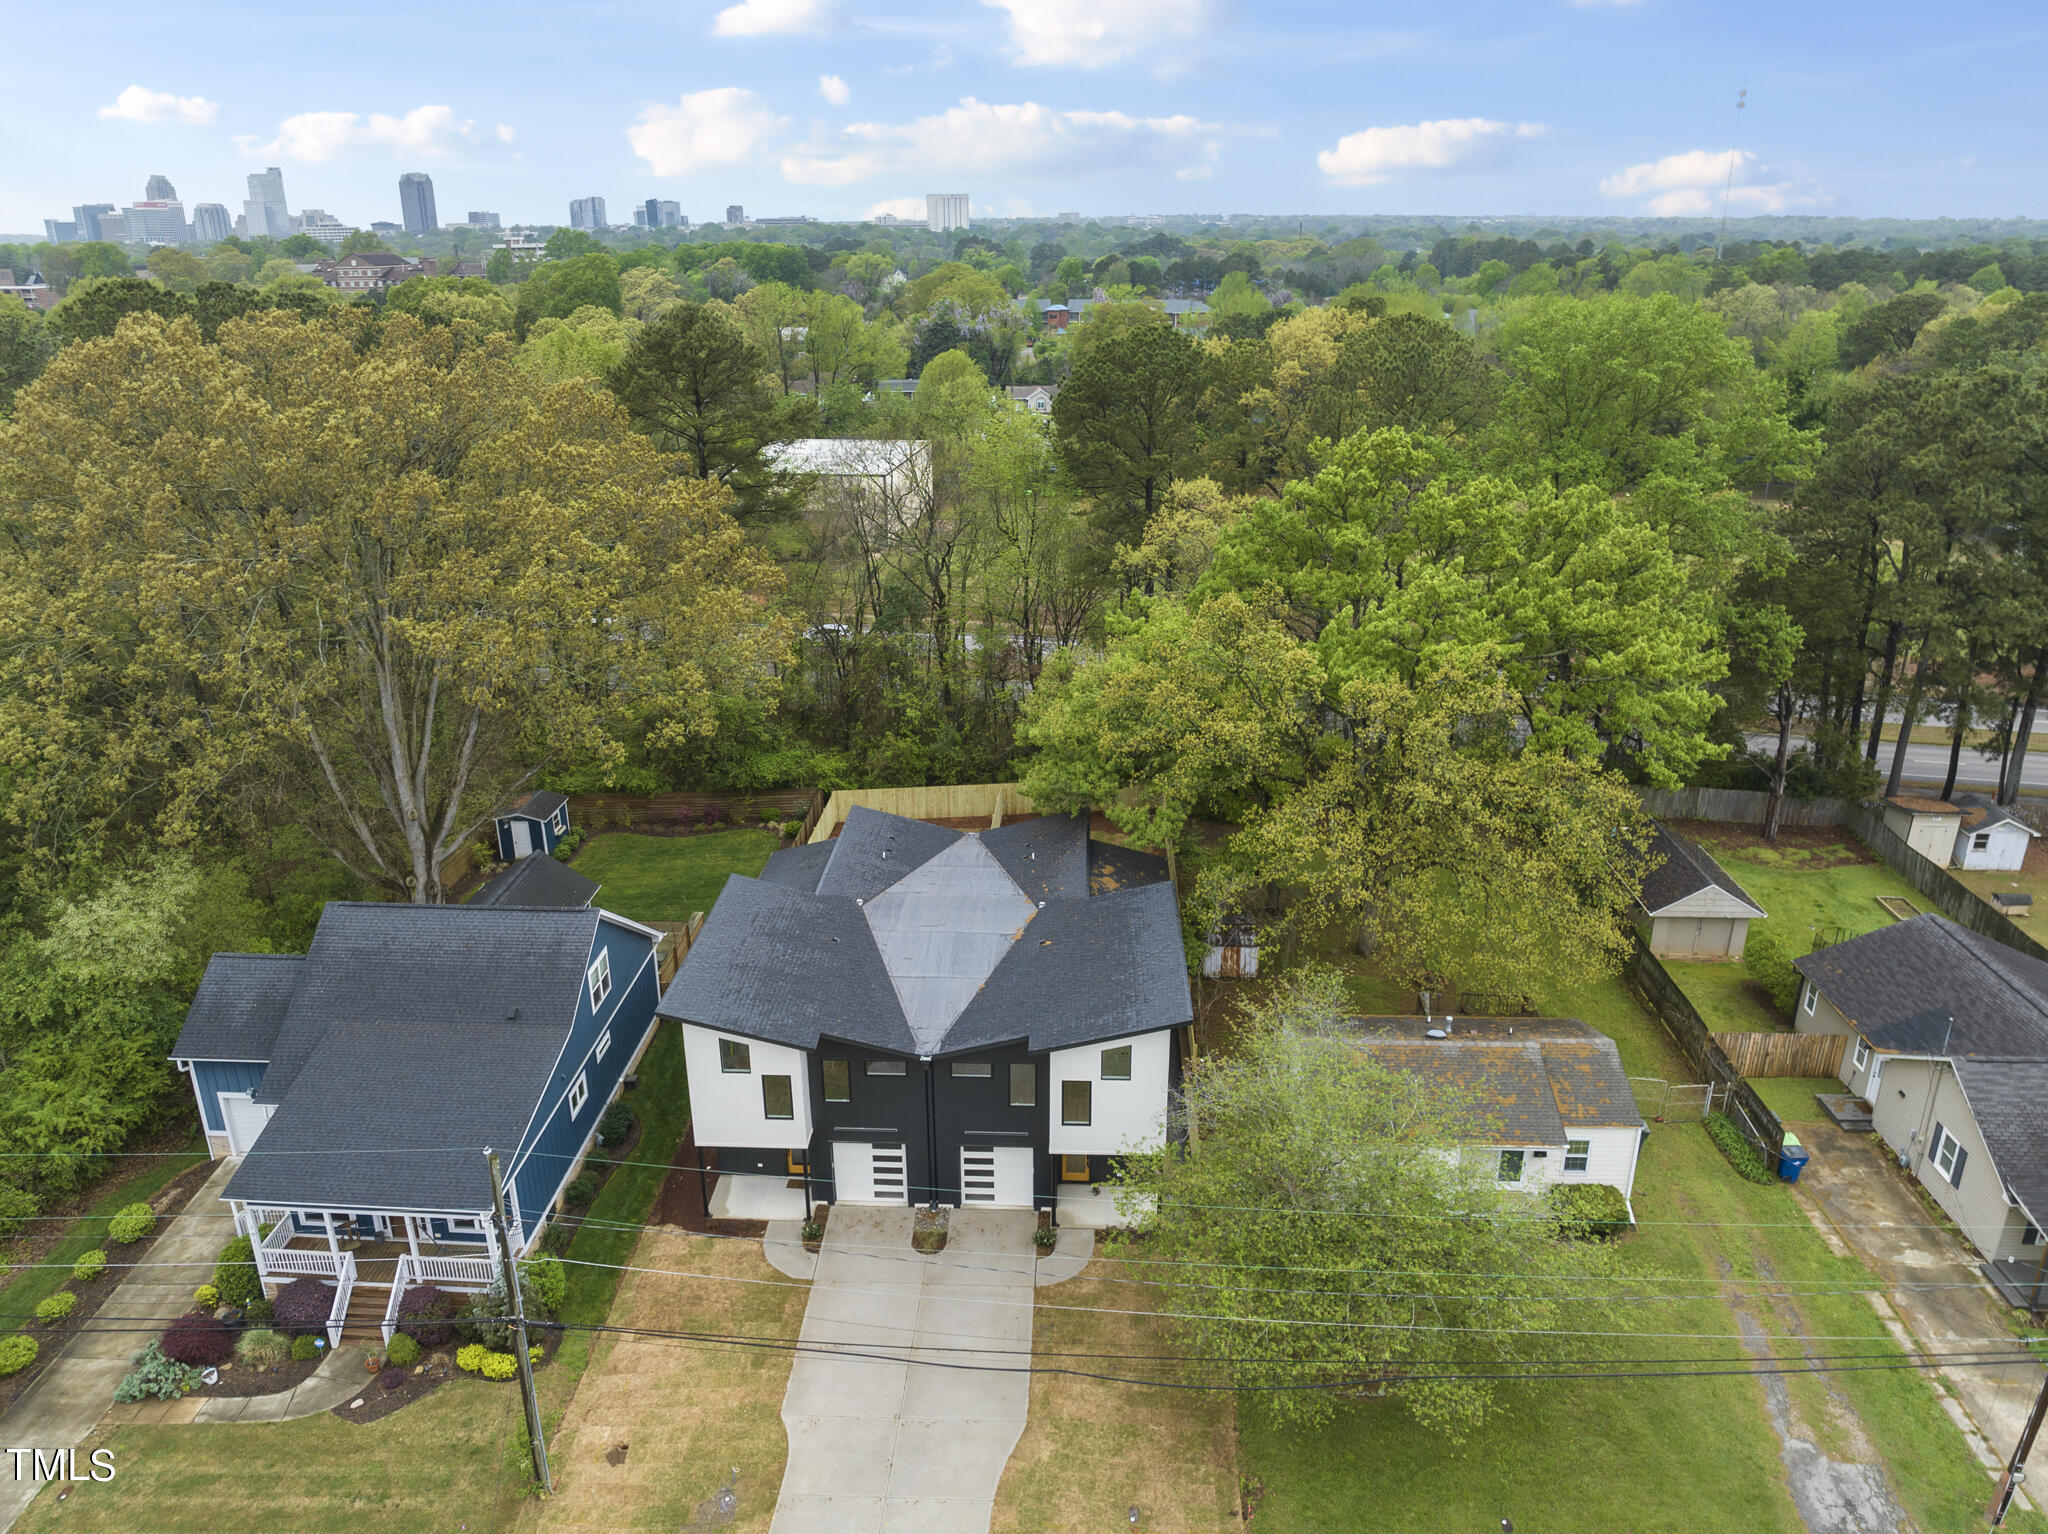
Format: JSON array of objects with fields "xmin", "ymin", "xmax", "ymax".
[{"xmin": 1777, "ymin": 1132, "xmax": 1809, "ymax": 1183}]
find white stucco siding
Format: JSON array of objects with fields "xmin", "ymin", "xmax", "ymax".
[
  {"xmin": 681, "ymin": 1024, "xmax": 813, "ymax": 1150},
  {"xmin": 1048, "ymin": 1030, "xmax": 1171, "ymax": 1156},
  {"xmin": 1953, "ymin": 822, "xmax": 2033, "ymax": 872}
]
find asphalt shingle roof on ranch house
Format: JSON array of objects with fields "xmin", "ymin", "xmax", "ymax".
[
  {"xmin": 1952, "ymin": 1057, "xmax": 2048, "ymax": 1228},
  {"xmin": 1636, "ymin": 822, "xmax": 1766, "ymax": 917},
  {"xmin": 1347, "ymin": 1017, "xmax": 1643, "ymax": 1141},
  {"xmin": 468, "ymin": 852, "xmax": 599, "ymax": 909},
  {"xmin": 172, "ymin": 953, "xmax": 306, "ymax": 1062},
  {"xmin": 1793, "ymin": 914, "xmax": 2048, "ymax": 1060}
]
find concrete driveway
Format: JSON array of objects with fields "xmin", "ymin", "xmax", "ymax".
[
  {"xmin": 770, "ymin": 1205, "xmax": 1036, "ymax": 1534},
  {"xmin": 1796, "ymin": 1120, "xmax": 2048, "ymax": 1508}
]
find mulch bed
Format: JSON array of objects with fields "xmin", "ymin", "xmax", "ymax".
[
  {"xmin": 650, "ymin": 1126, "xmax": 773, "ymax": 1238},
  {"xmin": 0, "ymin": 1157, "xmax": 217, "ymax": 1418},
  {"xmin": 1668, "ymin": 818, "xmax": 1881, "ymax": 867},
  {"xmin": 196, "ymin": 1352, "xmax": 322, "ymax": 1398},
  {"xmin": 335, "ymin": 1327, "xmax": 565, "ymax": 1425}
]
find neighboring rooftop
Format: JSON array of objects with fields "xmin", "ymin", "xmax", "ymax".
[
  {"xmin": 469, "ymin": 853, "xmax": 598, "ymax": 909},
  {"xmin": 1952, "ymin": 792, "xmax": 2039, "ymax": 837},
  {"xmin": 1794, "ymin": 914, "xmax": 2048, "ymax": 1059},
  {"xmin": 1637, "ymin": 822, "xmax": 1766, "ymax": 917},
  {"xmin": 1347, "ymin": 1017, "xmax": 1643, "ymax": 1141},
  {"xmin": 506, "ymin": 789, "xmax": 568, "ymax": 821},
  {"xmin": 1884, "ymin": 795, "xmax": 1962, "ymax": 816},
  {"xmin": 1953, "ymin": 1057, "xmax": 2048, "ymax": 1228}
]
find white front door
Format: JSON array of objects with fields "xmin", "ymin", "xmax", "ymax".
[
  {"xmin": 960, "ymin": 1146, "xmax": 1034, "ymax": 1207},
  {"xmin": 221, "ymin": 1093, "xmax": 273, "ymax": 1156},
  {"xmin": 510, "ymin": 819, "xmax": 534, "ymax": 858},
  {"xmin": 835, "ymin": 1142, "xmax": 908, "ymax": 1205}
]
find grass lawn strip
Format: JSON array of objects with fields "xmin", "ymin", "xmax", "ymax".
[{"xmin": 567, "ymin": 829, "xmax": 778, "ymax": 926}]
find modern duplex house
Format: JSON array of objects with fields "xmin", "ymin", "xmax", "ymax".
[
  {"xmin": 658, "ymin": 807, "xmax": 1191, "ymax": 1215},
  {"xmin": 1794, "ymin": 914, "xmax": 2048, "ymax": 1292}
]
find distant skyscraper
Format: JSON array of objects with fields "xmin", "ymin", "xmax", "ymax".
[
  {"xmin": 191, "ymin": 203, "xmax": 232, "ymax": 245},
  {"xmin": 243, "ymin": 167, "xmax": 291, "ymax": 240},
  {"xmin": 145, "ymin": 173, "xmax": 177, "ymax": 202},
  {"xmin": 569, "ymin": 196, "xmax": 607, "ymax": 231},
  {"xmin": 398, "ymin": 172, "xmax": 438, "ymax": 236},
  {"xmin": 644, "ymin": 198, "xmax": 661, "ymax": 229},
  {"xmin": 43, "ymin": 219, "xmax": 78, "ymax": 242},
  {"xmin": 926, "ymin": 193, "xmax": 970, "ymax": 233},
  {"xmin": 466, "ymin": 211, "xmax": 501, "ymax": 229},
  {"xmin": 73, "ymin": 204, "xmax": 115, "ymax": 242},
  {"xmin": 127, "ymin": 199, "xmax": 188, "ymax": 245},
  {"xmin": 726, "ymin": 204, "xmax": 746, "ymax": 225}
]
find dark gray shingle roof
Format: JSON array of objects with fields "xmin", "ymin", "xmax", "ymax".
[
  {"xmin": 1952, "ymin": 793, "xmax": 2038, "ymax": 837},
  {"xmin": 982, "ymin": 815, "xmax": 1090, "ymax": 900},
  {"xmin": 171, "ymin": 954, "xmax": 306, "ymax": 1061},
  {"xmin": 758, "ymin": 839, "xmax": 836, "ymax": 890},
  {"xmin": 1637, "ymin": 823, "xmax": 1765, "ymax": 916},
  {"xmin": 815, "ymin": 806, "xmax": 960, "ymax": 901},
  {"xmin": 469, "ymin": 854, "xmax": 598, "ymax": 909},
  {"xmin": 506, "ymin": 790, "xmax": 568, "ymax": 821},
  {"xmin": 1794, "ymin": 915, "xmax": 2048, "ymax": 1059},
  {"xmin": 1350, "ymin": 1018, "xmax": 1642, "ymax": 1138},
  {"xmin": 1954, "ymin": 1058, "xmax": 2048, "ymax": 1227}
]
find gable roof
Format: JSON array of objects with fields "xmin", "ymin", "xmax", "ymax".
[
  {"xmin": 1952, "ymin": 793, "xmax": 2039, "ymax": 838},
  {"xmin": 1350, "ymin": 1018, "xmax": 1643, "ymax": 1141},
  {"xmin": 1952, "ymin": 1058, "xmax": 2048, "ymax": 1228},
  {"xmin": 1794, "ymin": 915, "xmax": 2048, "ymax": 1059},
  {"xmin": 1637, "ymin": 823, "xmax": 1765, "ymax": 918},
  {"xmin": 504, "ymin": 790, "xmax": 568, "ymax": 821},
  {"xmin": 469, "ymin": 854, "xmax": 598, "ymax": 909},
  {"xmin": 1883, "ymin": 794, "xmax": 1961, "ymax": 817},
  {"xmin": 172, "ymin": 954, "xmax": 306, "ymax": 1061},
  {"xmin": 757, "ymin": 839, "xmax": 836, "ymax": 891},
  {"xmin": 815, "ymin": 806, "xmax": 960, "ymax": 901}
]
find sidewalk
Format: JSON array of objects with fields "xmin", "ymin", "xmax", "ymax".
[{"xmin": 0, "ymin": 1156, "xmax": 238, "ymax": 1532}]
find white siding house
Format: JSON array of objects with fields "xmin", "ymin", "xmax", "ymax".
[
  {"xmin": 1949, "ymin": 793, "xmax": 2039, "ymax": 872},
  {"xmin": 1881, "ymin": 795, "xmax": 1964, "ymax": 864}
]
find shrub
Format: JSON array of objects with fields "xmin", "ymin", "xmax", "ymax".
[
  {"xmin": 480, "ymin": 1350, "xmax": 518, "ymax": 1381},
  {"xmin": 193, "ymin": 1283, "xmax": 220, "ymax": 1310},
  {"xmin": 801, "ymin": 1218, "xmax": 824, "ymax": 1243},
  {"xmin": 36, "ymin": 1292, "xmax": 77, "ymax": 1324},
  {"xmin": 0, "ymin": 1335, "xmax": 36, "ymax": 1378},
  {"xmin": 519, "ymin": 1255, "xmax": 566, "ymax": 1318},
  {"xmin": 552, "ymin": 829, "xmax": 585, "ymax": 860},
  {"xmin": 0, "ymin": 1184, "xmax": 36, "ymax": 1241},
  {"xmin": 243, "ymin": 1296, "xmax": 275, "ymax": 1324},
  {"xmin": 290, "ymin": 1334, "xmax": 321, "ymax": 1362},
  {"xmin": 235, "ymin": 1329, "xmax": 290, "ymax": 1368},
  {"xmin": 529, "ymin": 1344, "xmax": 544, "ymax": 1364},
  {"xmin": 113, "ymin": 1341, "xmax": 196, "ymax": 1402},
  {"xmin": 468, "ymin": 1282, "xmax": 513, "ymax": 1350},
  {"xmin": 395, "ymin": 1283, "xmax": 461, "ymax": 1348},
  {"xmin": 379, "ymin": 1368, "xmax": 406, "ymax": 1391},
  {"xmin": 1032, "ymin": 1224, "xmax": 1058, "ymax": 1250},
  {"xmin": 72, "ymin": 1250, "xmax": 107, "ymax": 1284},
  {"xmin": 161, "ymin": 1309, "xmax": 235, "ymax": 1367},
  {"xmin": 699, "ymin": 803, "xmax": 726, "ymax": 828},
  {"xmin": 385, "ymin": 1332, "xmax": 421, "ymax": 1368},
  {"xmin": 212, "ymin": 1235, "xmax": 261, "ymax": 1309},
  {"xmin": 1549, "ymin": 1183, "xmax": 1633, "ymax": 1240},
  {"xmin": 541, "ymin": 1223, "xmax": 574, "ymax": 1255},
  {"xmin": 273, "ymin": 1276, "xmax": 335, "ymax": 1338},
  {"xmin": 107, "ymin": 1202, "xmax": 155, "ymax": 1245},
  {"xmin": 781, "ymin": 819, "xmax": 803, "ymax": 840},
  {"xmin": 1705, "ymin": 1112, "xmax": 1781, "ymax": 1185},
  {"xmin": 1742, "ymin": 931, "xmax": 1802, "ymax": 1017},
  {"xmin": 563, "ymin": 1173, "xmax": 600, "ymax": 1208},
  {"xmin": 456, "ymin": 1343, "xmax": 489, "ymax": 1373},
  {"xmin": 597, "ymin": 1101, "xmax": 635, "ymax": 1148}
]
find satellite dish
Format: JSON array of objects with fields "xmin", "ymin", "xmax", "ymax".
[{"xmin": 1425, "ymin": 1028, "xmax": 1448, "ymax": 1040}]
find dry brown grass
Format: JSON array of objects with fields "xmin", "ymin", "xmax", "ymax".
[
  {"xmin": 991, "ymin": 1260, "xmax": 1241, "ymax": 1534},
  {"xmin": 526, "ymin": 1230, "xmax": 806, "ymax": 1533}
]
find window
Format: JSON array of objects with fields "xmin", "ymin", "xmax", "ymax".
[
  {"xmin": 1974, "ymin": 832, "xmax": 1992, "ymax": 851},
  {"xmin": 445, "ymin": 1216, "xmax": 483, "ymax": 1235},
  {"xmin": 1497, "ymin": 1150, "xmax": 1525, "ymax": 1183},
  {"xmin": 1852, "ymin": 1038, "xmax": 1870, "ymax": 1072},
  {"xmin": 1931, "ymin": 1123, "xmax": 1968, "ymax": 1189},
  {"xmin": 951, "ymin": 1061, "xmax": 992, "ymax": 1078},
  {"xmin": 866, "ymin": 1060, "xmax": 906, "ymax": 1077},
  {"xmin": 1009, "ymin": 1064, "xmax": 1037, "ymax": 1108},
  {"xmin": 1802, "ymin": 983, "xmax": 1817, "ymax": 1016},
  {"xmin": 1101, "ymin": 1046, "xmax": 1133, "ymax": 1081},
  {"xmin": 1564, "ymin": 1140, "xmax": 1590, "ymax": 1173},
  {"xmin": 2024, "ymin": 1223, "xmax": 2041, "ymax": 1248},
  {"xmin": 568, "ymin": 1073, "xmax": 589, "ymax": 1118},
  {"xmin": 586, "ymin": 949, "xmax": 612, "ymax": 1010},
  {"xmin": 719, "ymin": 1038, "xmax": 752, "ymax": 1074},
  {"xmin": 593, "ymin": 1027, "xmax": 612, "ymax": 1064},
  {"xmin": 762, "ymin": 1075, "xmax": 794, "ymax": 1120},
  {"xmin": 822, "ymin": 1059, "xmax": 850, "ymax": 1102},
  {"xmin": 1062, "ymin": 1080, "xmax": 1092, "ymax": 1126}
]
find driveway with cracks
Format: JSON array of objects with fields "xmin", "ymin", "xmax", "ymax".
[{"xmin": 771, "ymin": 1205, "xmax": 1037, "ymax": 1534}]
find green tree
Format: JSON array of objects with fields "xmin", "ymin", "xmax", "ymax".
[
  {"xmin": 1839, "ymin": 293, "xmax": 1945, "ymax": 369},
  {"xmin": 485, "ymin": 248, "xmax": 516, "ymax": 285},
  {"xmin": 145, "ymin": 247, "xmax": 206, "ymax": 296},
  {"xmin": 543, "ymin": 228, "xmax": 604, "ymax": 261},
  {"xmin": 522, "ymin": 305, "xmax": 639, "ymax": 382},
  {"xmin": 337, "ymin": 229, "xmax": 391, "ymax": 257},
  {"xmin": 1207, "ymin": 270, "xmax": 1270, "ymax": 321},
  {"xmin": 731, "ymin": 243, "xmax": 811, "ymax": 288},
  {"xmin": 45, "ymin": 276, "xmax": 189, "ymax": 346},
  {"xmin": 513, "ymin": 252, "xmax": 622, "ymax": 338},
  {"xmin": 277, "ymin": 234, "xmax": 327, "ymax": 260},
  {"xmin": 1051, "ymin": 323, "xmax": 1206, "ymax": 554},
  {"xmin": 0, "ymin": 296, "xmax": 51, "ymax": 414},
  {"xmin": 73, "ymin": 243, "xmax": 133, "ymax": 281}
]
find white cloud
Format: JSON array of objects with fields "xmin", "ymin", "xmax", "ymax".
[
  {"xmin": 713, "ymin": 0, "xmax": 832, "ymax": 36},
  {"xmin": 99, "ymin": 85, "xmax": 220, "ymax": 126},
  {"xmin": 239, "ymin": 105, "xmax": 479, "ymax": 162},
  {"xmin": 1176, "ymin": 164, "xmax": 1214, "ymax": 181},
  {"xmin": 865, "ymin": 196, "xmax": 927, "ymax": 221},
  {"xmin": 495, "ymin": 123, "xmax": 517, "ymax": 145},
  {"xmin": 982, "ymin": 0, "xmax": 1207, "ymax": 67},
  {"xmin": 627, "ymin": 88, "xmax": 784, "ymax": 177},
  {"xmin": 783, "ymin": 97, "xmax": 1217, "ymax": 185},
  {"xmin": 1599, "ymin": 147, "xmax": 1818, "ymax": 216},
  {"xmin": 1316, "ymin": 118, "xmax": 1542, "ymax": 186},
  {"xmin": 819, "ymin": 74, "xmax": 851, "ymax": 106}
]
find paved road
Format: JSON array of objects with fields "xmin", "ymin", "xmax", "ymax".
[
  {"xmin": 1745, "ymin": 736, "xmax": 2047, "ymax": 793},
  {"xmin": 771, "ymin": 1205, "xmax": 1035, "ymax": 1534}
]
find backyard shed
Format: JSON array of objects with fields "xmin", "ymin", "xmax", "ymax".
[
  {"xmin": 1202, "ymin": 911, "xmax": 1260, "ymax": 979},
  {"xmin": 1635, "ymin": 822, "xmax": 1767, "ymax": 961},
  {"xmin": 494, "ymin": 790, "xmax": 570, "ymax": 862},
  {"xmin": 1949, "ymin": 793, "xmax": 2038, "ymax": 872},
  {"xmin": 1881, "ymin": 795, "xmax": 1963, "ymax": 864}
]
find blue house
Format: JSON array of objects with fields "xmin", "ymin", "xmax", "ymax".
[
  {"xmin": 494, "ymin": 790, "xmax": 571, "ymax": 862},
  {"xmin": 169, "ymin": 898, "xmax": 660, "ymax": 1343}
]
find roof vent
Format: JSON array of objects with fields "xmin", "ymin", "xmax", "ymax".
[{"xmin": 1425, "ymin": 1028, "xmax": 1448, "ymax": 1040}]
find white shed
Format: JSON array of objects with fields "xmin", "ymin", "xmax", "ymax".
[
  {"xmin": 1882, "ymin": 795, "xmax": 1965, "ymax": 864},
  {"xmin": 1949, "ymin": 793, "xmax": 2038, "ymax": 873},
  {"xmin": 1636, "ymin": 823, "xmax": 1767, "ymax": 961}
]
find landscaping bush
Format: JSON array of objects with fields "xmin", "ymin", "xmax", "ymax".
[
  {"xmin": 1742, "ymin": 931, "xmax": 1802, "ymax": 1017},
  {"xmin": 395, "ymin": 1282, "xmax": 461, "ymax": 1347},
  {"xmin": 114, "ymin": 1341, "xmax": 195, "ymax": 1402},
  {"xmin": 290, "ymin": 1334, "xmax": 321, "ymax": 1362},
  {"xmin": 0, "ymin": 1335, "xmax": 36, "ymax": 1378},
  {"xmin": 1705, "ymin": 1112, "xmax": 1782, "ymax": 1185},
  {"xmin": 562, "ymin": 1173, "xmax": 600, "ymax": 1208},
  {"xmin": 519, "ymin": 1255, "xmax": 567, "ymax": 1318},
  {"xmin": 597, "ymin": 1101, "xmax": 635, "ymax": 1147},
  {"xmin": 385, "ymin": 1332, "xmax": 421, "ymax": 1368},
  {"xmin": 1032, "ymin": 1224, "xmax": 1058, "ymax": 1250},
  {"xmin": 0, "ymin": 1184, "xmax": 36, "ymax": 1241},
  {"xmin": 480, "ymin": 1350, "xmax": 518, "ymax": 1381},
  {"xmin": 801, "ymin": 1217, "xmax": 824, "ymax": 1243},
  {"xmin": 234, "ymin": 1329, "xmax": 290, "ymax": 1368},
  {"xmin": 1548, "ymin": 1183, "xmax": 1633, "ymax": 1240},
  {"xmin": 193, "ymin": 1283, "xmax": 220, "ymax": 1310},
  {"xmin": 273, "ymin": 1276, "xmax": 336, "ymax": 1337},
  {"xmin": 379, "ymin": 1368, "xmax": 405, "ymax": 1391},
  {"xmin": 781, "ymin": 819, "xmax": 803, "ymax": 841},
  {"xmin": 468, "ymin": 1280, "xmax": 513, "ymax": 1350},
  {"xmin": 36, "ymin": 1292, "xmax": 77, "ymax": 1324},
  {"xmin": 71, "ymin": 1250, "xmax": 106, "ymax": 1284},
  {"xmin": 243, "ymin": 1296, "xmax": 274, "ymax": 1324},
  {"xmin": 456, "ymin": 1343, "xmax": 488, "ymax": 1373},
  {"xmin": 540, "ymin": 1223, "xmax": 573, "ymax": 1255},
  {"xmin": 107, "ymin": 1202, "xmax": 155, "ymax": 1245},
  {"xmin": 552, "ymin": 829, "xmax": 584, "ymax": 860},
  {"xmin": 211, "ymin": 1234, "xmax": 261, "ymax": 1309},
  {"xmin": 161, "ymin": 1309, "xmax": 235, "ymax": 1367}
]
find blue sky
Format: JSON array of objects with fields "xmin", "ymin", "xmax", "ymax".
[{"xmin": 10, "ymin": 0, "xmax": 2045, "ymax": 235}]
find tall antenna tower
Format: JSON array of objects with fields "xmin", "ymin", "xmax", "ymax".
[{"xmin": 1716, "ymin": 87, "xmax": 1748, "ymax": 260}]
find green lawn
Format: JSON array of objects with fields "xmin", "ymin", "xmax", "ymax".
[
  {"xmin": 1748, "ymin": 1075, "xmax": 1846, "ymax": 1125},
  {"xmin": 563, "ymin": 828, "xmax": 779, "ymax": 925}
]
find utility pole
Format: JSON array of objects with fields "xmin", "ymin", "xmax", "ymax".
[
  {"xmin": 1990, "ymin": 1367, "xmax": 2048, "ymax": 1525},
  {"xmin": 487, "ymin": 1148, "xmax": 553, "ymax": 1495}
]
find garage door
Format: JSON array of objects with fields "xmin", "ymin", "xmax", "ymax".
[
  {"xmin": 960, "ymin": 1145, "xmax": 1034, "ymax": 1207},
  {"xmin": 221, "ymin": 1093, "xmax": 274, "ymax": 1157},
  {"xmin": 834, "ymin": 1142, "xmax": 908, "ymax": 1205}
]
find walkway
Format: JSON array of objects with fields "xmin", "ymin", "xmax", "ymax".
[
  {"xmin": 0, "ymin": 1157, "xmax": 240, "ymax": 1532},
  {"xmin": 770, "ymin": 1205, "xmax": 1037, "ymax": 1534}
]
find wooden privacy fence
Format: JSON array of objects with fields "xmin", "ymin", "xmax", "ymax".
[
  {"xmin": 1627, "ymin": 935, "xmax": 1787, "ymax": 1161},
  {"xmin": 1712, "ymin": 1030, "xmax": 1847, "ymax": 1079},
  {"xmin": 807, "ymin": 783, "xmax": 1032, "ymax": 843},
  {"xmin": 653, "ymin": 913, "xmax": 707, "ymax": 986},
  {"xmin": 1637, "ymin": 786, "xmax": 1852, "ymax": 827},
  {"xmin": 568, "ymin": 789, "xmax": 821, "ymax": 834}
]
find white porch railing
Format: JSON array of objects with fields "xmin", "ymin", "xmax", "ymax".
[
  {"xmin": 380, "ymin": 1252, "xmax": 497, "ymax": 1347},
  {"xmin": 325, "ymin": 1252, "xmax": 356, "ymax": 1351},
  {"xmin": 259, "ymin": 1218, "xmax": 344, "ymax": 1279}
]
